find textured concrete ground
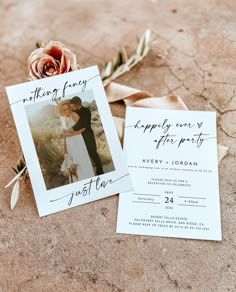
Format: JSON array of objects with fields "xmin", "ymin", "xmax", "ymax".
[{"xmin": 0, "ymin": 1, "xmax": 236, "ymax": 291}]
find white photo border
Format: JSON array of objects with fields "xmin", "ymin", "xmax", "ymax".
[{"xmin": 6, "ymin": 66, "xmax": 133, "ymax": 216}]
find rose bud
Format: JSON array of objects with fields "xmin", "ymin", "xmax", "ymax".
[{"xmin": 28, "ymin": 41, "xmax": 80, "ymax": 80}]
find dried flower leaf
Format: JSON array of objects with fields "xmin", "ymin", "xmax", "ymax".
[
  {"xmin": 143, "ymin": 30, "xmax": 151, "ymax": 55},
  {"xmin": 136, "ymin": 33, "xmax": 145, "ymax": 56},
  {"xmin": 103, "ymin": 61, "xmax": 113, "ymax": 78},
  {"xmin": 101, "ymin": 29, "xmax": 153, "ymax": 87},
  {"xmin": 120, "ymin": 46, "xmax": 128, "ymax": 63},
  {"xmin": 10, "ymin": 180, "xmax": 20, "ymax": 210},
  {"xmin": 144, "ymin": 30, "xmax": 151, "ymax": 47},
  {"xmin": 126, "ymin": 55, "xmax": 136, "ymax": 66},
  {"xmin": 17, "ymin": 158, "xmax": 26, "ymax": 172},
  {"xmin": 112, "ymin": 54, "xmax": 121, "ymax": 72},
  {"xmin": 36, "ymin": 41, "xmax": 45, "ymax": 48},
  {"xmin": 4, "ymin": 166, "xmax": 27, "ymax": 189}
]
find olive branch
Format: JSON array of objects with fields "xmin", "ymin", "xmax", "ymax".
[{"xmin": 101, "ymin": 30, "xmax": 152, "ymax": 87}]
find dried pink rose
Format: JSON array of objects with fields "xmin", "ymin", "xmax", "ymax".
[{"xmin": 28, "ymin": 41, "xmax": 80, "ymax": 80}]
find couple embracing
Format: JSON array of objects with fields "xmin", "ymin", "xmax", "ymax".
[{"xmin": 56, "ymin": 96, "xmax": 104, "ymax": 182}]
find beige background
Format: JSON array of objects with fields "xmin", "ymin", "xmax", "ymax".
[{"xmin": 0, "ymin": 1, "xmax": 236, "ymax": 291}]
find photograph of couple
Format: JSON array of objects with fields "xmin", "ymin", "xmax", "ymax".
[
  {"xmin": 56, "ymin": 96, "xmax": 103, "ymax": 182},
  {"xmin": 25, "ymin": 91, "xmax": 115, "ymax": 190}
]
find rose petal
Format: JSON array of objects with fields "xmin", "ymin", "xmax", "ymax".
[
  {"xmin": 29, "ymin": 66, "xmax": 39, "ymax": 79},
  {"xmin": 29, "ymin": 53, "xmax": 51, "ymax": 75},
  {"xmin": 45, "ymin": 65, "xmax": 60, "ymax": 76},
  {"xmin": 30, "ymin": 58, "xmax": 48, "ymax": 79},
  {"xmin": 44, "ymin": 45, "xmax": 63, "ymax": 61},
  {"xmin": 37, "ymin": 57, "xmax": 55, "ymax": 78},
  {"xmin": 28, "ymin": 50, "xmax": 46, "ymax": 72},
  {"xmin": 30, "ymin": 52, "xmax": 49, "ymax": 63},
  {"xmin": 44, "ymin": 41, "xmax": 66, "ymax": 50},
  {"xmin": 28, "ymin": 70, "xmax": 37, "ymax": 80},
  {"xmin": 30, "ymin": 61, "xmax": 41, "ymax": 78},
  {"xmin": 36, "ymin": 62, "xmax": 44, "ymax": 78},
  {"xmin": 64, "ymin": 55, "xmax": 71, "ymax": 72},
  {"xmin": 39, "ymin": 57, "xmax": 60, "ymax": 78},
  {"xmin": 63, "ymin": 48, "xmax": 77, "ymax": 68},
  {"xmin": 59, "ymin": 53, "xmax": 67, "ymax": 73},
  {"xmin": 28, "ymin": 48, "xmax": 44, "ymax": 63}
]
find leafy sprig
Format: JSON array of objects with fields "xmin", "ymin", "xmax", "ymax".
[
  {"xmin": 4, "ymin": 158, "xmax": 28, "ymax": 210},
  {"xmin": 101, "ymin": 30, "xmax": 152, "ymax": 87}
]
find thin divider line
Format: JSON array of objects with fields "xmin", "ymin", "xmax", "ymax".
[
  {"xmin": 133, "ymin": 193, "xmax": 161, "ymax": 197},
  {"xmin": 178, "ymin": 196, "xmax": 206, "ymax": 199},
  {"xmin": 132, "ymin": 201, "xmax": 160, "ymax": 204},
  {"xmin": 178, "ymin": 204, "xmax": 206, "ymax": 207}
]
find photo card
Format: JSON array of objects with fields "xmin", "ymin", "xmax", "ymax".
[{"xmin": 6, "ymin": 66, "xmax": 132, "ymax": 216}]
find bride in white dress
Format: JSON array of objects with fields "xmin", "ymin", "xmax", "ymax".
[{"xmin": 56, "ymin": 100, "xmax": 95, "ymax": 182}]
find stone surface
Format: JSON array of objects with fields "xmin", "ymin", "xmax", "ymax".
[{"xmin": 0, "ymin": 0, "xmax": 236, "ymax": 291}]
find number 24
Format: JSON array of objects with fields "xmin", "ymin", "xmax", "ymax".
[{"xmin": 165, "ymin": 197, "xmax": 174, "ymax": 203}]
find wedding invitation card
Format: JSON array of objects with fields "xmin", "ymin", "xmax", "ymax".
[
  {"xmin": 117, "ymin": 107, "xmax": 221, "ymax": 240},
  {"xmin": 6, "ymin": 66, "xmax": 132, "ymax": 216}
]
